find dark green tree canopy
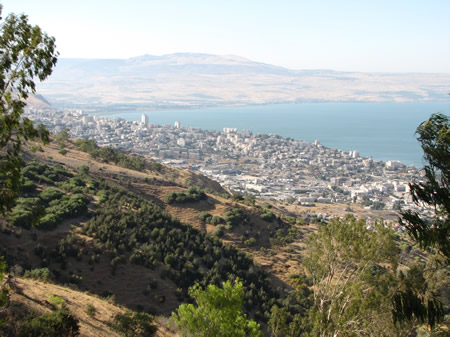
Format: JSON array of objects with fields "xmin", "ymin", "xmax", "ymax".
[
  {"xmin": 400, "ymin": 113, "xmax": 449, "ymax": 260},
  {"xmin": 0, "ymin": 4, "xmax": 58, "ymax": 214},
  {"xmin": 396, "ymin": 113, "xmax": 449, "ymax": 331}
]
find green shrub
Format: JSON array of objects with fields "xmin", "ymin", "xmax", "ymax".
[
  {"xmin": 20, "ymin": 309, "xmax": 79, "ymax": 337},
  {"xmin": 244, "ymin": 195, "xmax": 256, "ymax": 206},
  {"xmin": 231, "ymin": 193, "xmax": 244, "ymax": 202},
  {"xmin": 260, "ymin": 210, "xmax": 276, "ymax": 222},
  {"xmin": 110, "ymin": 311, "xmax": 157, "ymax": 337},
  {"xmin": 165, "ymin": 187, "xmax": 207, "ymax": 204},
  {"xmin": 75, "ymin": 139, "xmax": 147, "ymax": 172},
  {"xmin": 38, "ymin": 213, "xmax": 61, "ymax": 230},
  {"xmin": 8, "ymin": 207, "xmax": 35, "ymax": 228},
  {"xmin": 21, "ymin": 179, "xmax": 36, "ymax": 193},
  {"xmin": 199, "ymin": 211, "xmax": 212, "ymax": 222},
  {"xmin": 39, "ymin": 187, "xmax": 64, "ymax": 204},
  {"xmin": 213, "ymin": 225, "xmax": 225, "ymax": 238},
  {"xmin": 23, "ymin": 268, "xmax": 54, "ymax": 282},
  {"xmin": 209, "ymin": 215, "xmax": 224, "ymax": 226},
  {"xmin": 86, "ymin": 304, "xmax": 96, "ymax": 318},
  {"xmin": 151, "ymin": 161, "xmax": 162, "ymax": 172},
  {"xmin": 30, "ymin": 145, "xmax": 44, "ymax": 153},
  {"xmin": 224, "ymin": 208, "xmax": 245, "ymax": 228},
  {"xmin": 80, "ymin": 165, "xmax": 89, "ymax": 174},
  {"xmin": 48, "ymin": 295, "xmax": 64, "ymax": 309},
  {"xmin": 244, "ymin": 238, "xmax": 257, "ymax": 247}
]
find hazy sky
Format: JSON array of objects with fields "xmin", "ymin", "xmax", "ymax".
[{"xmin": 3, "ymin": 0, "xmax": 450, "ymax": 73}]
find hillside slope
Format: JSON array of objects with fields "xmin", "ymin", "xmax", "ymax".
[
  {"xmin": 24, "ymin": 139, "xmax": 309, "ymax": 284},
  {"xmin": 3, "ymin": 277, "xmax": 177, "ymax": 337},
  {"xmin": 0, "ymin": 138, "xmax": 315, "ymax": 334}
]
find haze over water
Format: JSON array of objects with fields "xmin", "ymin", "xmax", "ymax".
[{"xmin": 97, "ymin": 102, "xmax": 450, "ymax": 168}]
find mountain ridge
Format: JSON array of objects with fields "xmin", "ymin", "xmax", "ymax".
[{"xmin": 36, "ymin": 53, "xmax": 450, "ymax": 109}]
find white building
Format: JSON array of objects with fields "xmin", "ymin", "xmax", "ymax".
[
  {"xmin": 177, "ymin": 138, "xmax": 186, "ymax": 147},
  {"xmin": 223, "ymin": 127, "xmax": 237, "ymax": 134},
  {"xmin": 141, "ymin": 114, "xmax": 149, "ymax": 125},
  {"xmin": 386, "ymin": 160, "xmax": 402, "ymax": 170},
  {"xmin": 349, "ymin": 150, "xmax": 360, "ymax": 158}
]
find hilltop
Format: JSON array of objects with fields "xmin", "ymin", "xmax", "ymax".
[{"xmin": 36, "ymin": 53, "xmax": 450, "ymax": 109}]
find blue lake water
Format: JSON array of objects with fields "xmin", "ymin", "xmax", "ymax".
[{"xmin": 96, "ymin": 102, "xmax": 450, "ymax": 167}]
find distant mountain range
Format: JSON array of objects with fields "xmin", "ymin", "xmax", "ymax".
[{"xmin": 36, "ymin": 53, "xmax": 450, "ymax": 109}]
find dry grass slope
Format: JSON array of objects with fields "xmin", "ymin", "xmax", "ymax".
[{"xmin": 7, "ymin": 277, "xmax": 178, "ymax": 337}]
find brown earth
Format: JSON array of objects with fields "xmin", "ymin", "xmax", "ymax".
[{"xmin": 7, "ymin": 277, "xmax": 178, "ymax": 337}]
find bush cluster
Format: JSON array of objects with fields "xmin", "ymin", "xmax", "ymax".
[
  {"xmin": 165, "ymin": 187, "xmax": 207, "ymax": 204},
  {"xmin": 260, "ymin": 209, "xmax": 276, "ymax": 222},
  {"xmin": 79, "ymin": 183, "xmax": 289, "ymax": 321},
  {"xmin": 74, "ymin": 139, "xmax": 147, "ymax": 171},
  {"xmin": 20, "ymin": 308, "xmax": 80, "ymax": 337},
  {"xmin": 224, "ymin": 208, "xmax": 246, "ymax": 228},
  {"xmin": 8, "ymin": 162, "xmax": 91, "ymax": 229},
  {"xmin": 9, "ymin": 160, "xmax": 308, "ymax": 326},
  {"xmin": 199, "ymin": 212, "xmax": 224, "ymax": 225},
  {"xmin": 110, "ymin": 311, "xmax": 157, "ymax": 337}
]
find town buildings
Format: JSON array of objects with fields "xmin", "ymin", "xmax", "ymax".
[{"xmin": 25, "ymin": 107, "xmax": 427, "ymax": 217}]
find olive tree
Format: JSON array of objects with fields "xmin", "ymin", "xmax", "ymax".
[{"xmin": 0, "ymin": 4, "xmax": 58, "ymax": 214}]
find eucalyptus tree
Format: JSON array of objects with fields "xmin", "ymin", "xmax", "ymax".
[
  {"xmin": 394, "ymin": 113, "xmax": 449, "ymax": 332},
  {"xmin": 0, "ymin": 4, "xmax": 58, "ymax": 214},
  {"xmin": 400, "ymin": 113, "xmax": 449, "ymax": 260},
  {"xmin": 302, "ymin": 215, "xmax": 411, "ymax": 336}
]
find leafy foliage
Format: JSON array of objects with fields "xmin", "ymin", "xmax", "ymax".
[
  {"xmin": 268, "ymin": 305, "xmax": 288, "ymax": 337},
  {"xmin": 23, "ymin": 267, "xmax": 55, "ymax": 282},
  {"xmin": 55, "ymin": 128, "xmax": 69, "ymax": 148},
  {"xmin": 0, "ymin": 5, "xmax": 57, "ymax": 214},
  {"xmin": 172, "ymin": 280, "xmax": 262, "ymax": 337},
  {"xmin": 199, "ymin": 211, "xmax": 224, "ymax": 225},
  {"xmin": 85, "ymin": 304, "xmax": 96, "ymax": 318},
  {"xmin": 5, "ymin": 159, "xmax": 306, "ymax": 327},
  {"xmin": 110, "ymin": 311, "xmax": 157, "ymax": 337},
  {"xmin": 7, "ymin": 161, "xmax": 90, "ymax": 229},
  {"xmin": 19, "ymin": 308, "xmax": 79, "ymax": 337},
  {"xmin": 400, "ymin": 113, "xmax": 449, "ymax": 260},
  {"xmin": 260, "ymin": 209, "xmax": 276, "ymax": 222},
  {"xmin": 392, "ymin": 262, "xmax": 445, "ymax": 329},
  {"xmin": 74, "ymin": 139, "xmax": 147, "ymax": 171},
  {"xmin": 165, "ymin": 187, "xmax": 207, "ymax": 204},
  {"xmin": 303, "ymin": 215, "xmax": 407, "ymax": 336},
  {"xmin": 397, "ymin": 113, "xmax": 449, "ymax": 330},
  {"xmin": 80, "ymin": 181, "xmax": 291, "ymax": 322},
  {"xmin": 0, "ymin": 257, "xmax": 9, "ymax": 318},
  {"xmin": 224, "ymin": 207, "xmax": 246, "ymax": 228},
  {"xmin": 151, "ymin": 161, "xmax": 162, "ymax": 172}
]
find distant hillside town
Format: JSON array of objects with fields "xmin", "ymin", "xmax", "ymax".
[{"xmin": 25, "ymin": 106, "xmax": 431, "ymax": 225}]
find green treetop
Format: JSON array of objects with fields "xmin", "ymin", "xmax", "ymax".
[
  {"xmin": 171, "ymin": 279, "xmax": 262, "ymax": 337},
  {"xmin": 0, "ymin": 3, "xmax": 58, "ymax": 214}
]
